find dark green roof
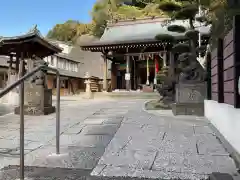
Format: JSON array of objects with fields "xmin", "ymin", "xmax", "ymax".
[
  {"xmin": 0, "ymin": 28, "xmax": 62, "ymax": 57},
  {"xmin": 80, "ymin": 18, "xmax": 210, "ymax": 48}
]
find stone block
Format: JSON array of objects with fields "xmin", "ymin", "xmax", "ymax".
[
  {"xmin": 172, "ymin": 102, "xmax": 204, "ymax": 116},
  {"xmin": 14, "ymin": 83, "xmax": 55, "ymax": 116},
  {"xmin": 175, "ymin": 83, "xmax": 206, "ymax": 103},
  {"xmin": 173, "ymin": 82, "xmax": 206, "ymax": 116},
  {"xmin": 14, "ymin": 105, "xmax": 55, "ymax": 116}
]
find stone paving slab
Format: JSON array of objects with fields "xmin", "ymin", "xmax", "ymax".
[
  {"xmin": 0, "ymin": 165, "xmax": 92, "ymax": 180},
  {"xmin": 1, "ymin": 165, "xmax": 222, "ymax": 180},
  {"xmin": 81, "ymin": 124, "xmax": 120, "ymax": 136},
  {"xmin": 92, "ymin": 165, "xmax": 209, "ymax": 179},
  {"xmin": 194, "ymin": 125, "xmax": 216, "ymax": 135},
  {"xmin": 99, "ymin": 149, "xmax": 157, "ymax": 170},
  {"xmin": 92, "ymin": 102, "xmax": 238, "ymax": 179},
  {"xmin": 102, "ymin": 116, "xmax": 124, "ymax": 125},
  {"xmin": 0, "ymin": 138, "xmax": 32, "ymax": 150},
  {"xmin": 63, "ymin": 124, "xmax": 86, "ymax": 135},
  {"xmin": 152, "ymin": 151, "xmax": 237, "ymax": 174},
  {"xmin": 196, "ymin": 134, "xmax": 228, "ymax": 156},
  {"xmin": 83, "ymin": 118, "xmax": 106, "ymax": 125},
  {"xmin": 24, "ymin": 146, "xmax": 105, "ymax": 169},
  {"xmin": 0, "ymin": 99, "xmax": 238, "ymax": 180}
]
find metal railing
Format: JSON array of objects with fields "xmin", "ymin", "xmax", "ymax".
[{"xmin": 0, "ymin": 65, "xmax": 61, "ymax": 180}]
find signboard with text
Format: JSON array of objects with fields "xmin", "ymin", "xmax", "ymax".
[{"xmin": 125, "ymin": 73, "xmax": 130, "ymax": 80}]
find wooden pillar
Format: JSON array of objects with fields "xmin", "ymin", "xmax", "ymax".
[
  {"xmin": 3, "ymin": 72, "xmax": 6, "ymax": 87},
  {"xmin": 102, "ymin": 54, "xmax": 108, "ymax": 91},
  {"xmin": 206, "ymin": 52, "xmax": 212, "ymax": 100},
  {"xmin": 163, "ymin": 52, "xmax": 167, "ymax": 67},
  {"xmin": 169, "ymin": 51, "xmax": 175, "ymax": 79},
  {"xmin": 8, "ymin": 54, "xmax": 13, "ymax": 76},
  {"xmin": 146, "ymin": 56, "xmax": 149, "ymax": 85},
  {"xmin": 16, "ymin": 55, "xmax": 20, "ymax": 73},
  {"xmin": 133, "ymin": 56, "xmax": 137, "ymax": 90},
  {"xmin": 126, "ymin": 48, "xmax": 131, "ymax": 91},
  {"xmin": 217, "ymin": 39, "xmax": 224, "ymax": 103},
  {"xmin": 111, "ymin": 62, "xmax": 117, "ymax": 90}
]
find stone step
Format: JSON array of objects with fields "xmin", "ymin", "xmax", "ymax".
[
  {"xmin": 93, "ymin": 92, "xmax": 159, "ymax": 99},
  {"xmin": 0, "ymin": 165, "xmax": 237, "ymax": 180}
]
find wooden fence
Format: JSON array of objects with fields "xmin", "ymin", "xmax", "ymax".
[{"xmin": 209, "ymin": 15, "xmax": 240, "ymax": 108}]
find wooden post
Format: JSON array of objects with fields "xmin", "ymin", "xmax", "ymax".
[
  {"xmin": 233, "ymin": 15, "xmax": 240, "ymax": 108},
  {"xmin": 169, "ymin": 52, "xmax": 175, "ymax": 80},
  {"xmin": 163, "ymin": 52, "xmax": 167, "ymax": 67},
  {"xmin": 154, "ymin": 54, "xmax": 160, "ymax": 85},
  {"xmin": 102, "ymin": 54, "xmax": 108, "ymax": 92},
  {"xmin": 126, "ymin": 48, "xmax": 131, "ymax": 90},
  {"xmin": 206, "ymin": 52, "xmax": 212, "ymax": 100},
  {"xmin": 111, "ymin": 62, "xmax": 117, "ymax": 90},
  {"xmin": 8, "ymin": 54, "xmax": 13, "ymax": 77},
  {"xmin": 16, "ymin": 55, "xmax": 20, "ymax": 73},
  {"xmin": 133, "ymin": 56, "xmax": 136, "ymax": 90},
  {"xmin": 217, "ymin": 39, "xmax": 224, "ymax": 103},
  {"xmin": 146, "ymin": 56, "xmax": 149, "ymax": 85}
]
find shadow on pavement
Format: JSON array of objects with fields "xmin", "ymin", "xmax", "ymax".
[{"xmin": 0, "ymin": 165, "xmax": 237, "ymax": 180}]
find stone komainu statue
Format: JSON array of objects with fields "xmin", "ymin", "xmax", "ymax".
[
  {"xmin": 177, "ymin": 53, "xmax": 206, "ymax": 83},
  {"xmin": 31, "ymin": 56, "xmax": 48, "ymax": 87}
]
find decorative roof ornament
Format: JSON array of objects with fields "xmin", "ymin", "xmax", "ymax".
[{"xmin": 29, "ymin": 24, "xmax": 40, "ymax": 34}]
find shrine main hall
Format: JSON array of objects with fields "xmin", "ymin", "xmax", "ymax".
[{"xmin": 80, "ymin": 17, "xmax": 209, "ymax": 92}]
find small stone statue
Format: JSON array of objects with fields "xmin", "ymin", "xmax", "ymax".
[
  {"xmin": 178, "ymin": 53, "xmax": 206, "ymax": 83},
  {"xmin": 31, "ymin": 55, "xmax": 48, "ymax": 87}
]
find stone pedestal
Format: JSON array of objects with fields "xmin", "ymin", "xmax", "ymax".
[
  {"xmin": 172, "ymin": 82, "xmax": 206, "ymax": 116},
  {"xmin": 14, "ymin": 83, "xmax": 55, "ymax": 115}
]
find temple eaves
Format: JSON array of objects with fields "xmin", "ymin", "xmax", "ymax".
[
  {"xmin": 80, "ymin": 17, "xmax": 210, "ymax": 52},
  {"xmin": 0, "ymin": 27, "xmax": 62, "ymax": 58}
]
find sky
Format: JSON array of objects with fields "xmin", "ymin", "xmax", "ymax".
[{"xmin": 0, "ymin": 0, "xmax": 96, "ymax": 37}]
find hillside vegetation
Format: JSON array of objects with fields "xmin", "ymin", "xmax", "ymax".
[{"xmin": 46, "ymin": 0, "xmax": 234, "ymax": 47}]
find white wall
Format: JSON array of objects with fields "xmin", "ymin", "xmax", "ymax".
[
  {"xmin": 205, "ymin": 100, "xmax": 240, "ymax": 153},
  {"xmin": 58, "ymin": 44, "xmax": 72, "ymax": 54}
]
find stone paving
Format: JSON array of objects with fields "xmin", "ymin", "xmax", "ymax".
[
  {"xmin": 0, "ymin": 99, "xmax": 238, "ymax": 180},
  {"xmin": 90, "ymin": 101, "xmax": 237, "ymax": 179}
]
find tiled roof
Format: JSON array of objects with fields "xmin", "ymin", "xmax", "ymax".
[
  {"xmin": 0, "ymin": 29, "xmax": 62, "ymax": 57},
  {"xmin": 80, "ymin": 17, "xmax": 211, "ymax": 47}
]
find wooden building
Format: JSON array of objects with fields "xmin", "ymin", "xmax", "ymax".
[
  {"xmin": 80, "ymin": 17, "xmax": 210, "ymax": 92},
  {"xmin": 205, "ymin": 15, "xmax": 240, "ymax": 155},
  {"xmin": 0, "ymin": 56, "xmax": 9, "ymax": 89},
  {"xmin": 44, "ymin": 40, "xmax": 110, "ymax": 95}
]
